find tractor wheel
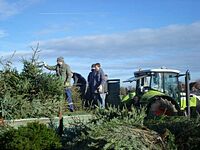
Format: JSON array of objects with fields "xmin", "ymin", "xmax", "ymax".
[{"xmin": 148, "ymin": 97, "xmax": 178, "ymax": 116}]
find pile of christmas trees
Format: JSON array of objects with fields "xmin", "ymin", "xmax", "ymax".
[{"xmin": 61, "ymin": 106, "xmax": 176, "ymax": 150}]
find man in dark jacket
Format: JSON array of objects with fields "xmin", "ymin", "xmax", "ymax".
[
  {"xmin": 86, "ymin": 64, "xmax": 96, "ymax": 106},
  {"xmin": 44, "ymin": 57, "xmax": 74, "ymax": 112},
  {"xmin": 92, "ymin": 63, "xmax": 106, "ymax": 108},
  {"xmin": 87, "ymin": 64, "xmax": 96, "ymax": 91},
  {"xmin": 72, "ymin": 72, "xmax": 87, "ymax": 99}
]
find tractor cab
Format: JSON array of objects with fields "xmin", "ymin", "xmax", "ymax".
[
  {"xmin": 123, "ymin": 68, "xmax": 183, "ymax": 116},
  {"xmin": 134, "ymin": 69, "xmax": 180, "ymax": 101}
]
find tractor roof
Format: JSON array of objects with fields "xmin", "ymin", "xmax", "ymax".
[
  {"xmin": 134, "ymin": 68, "xmax": 180, "ymax": 77},
  {"xmin": 124, "ymin": 68, "xmax": 180, "ymax": 83}
]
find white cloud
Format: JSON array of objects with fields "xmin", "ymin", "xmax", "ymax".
[
  {"xmin": 30, "ymin": 22, "xmax": 200, "ymax": 80},
  {"xmin": 35, "ymin": 24, "xmax": 70, "ymax": 36},
  {"xmin": 0, "ymin": 29, "xmax": 6, "ymax": 38},
  {"xmin": 0, "ymin": 0, "xmax": 40, "ymax": 19},
  {"xmin": 32, "ymin": 22, "xmax": 200, "ymax": 57},
  {"xmin": 0, "ymin": 50, "xmax": 31, "ymax": 61},
  {"xmin": 39, "ymin": 12, "xmax": 110, "ymax": 15}
]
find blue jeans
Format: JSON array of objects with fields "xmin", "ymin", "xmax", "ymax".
[
  {"xmin": 65, "ymin": 88, "xmax": 74, "ymax": 111},
  {"xmin": 100, "ymin": 93, "xmax": 106, "ymax": 109},
  {"xmin": 94, "ymin": 93, "xmax": 106, "ymax": 109}
]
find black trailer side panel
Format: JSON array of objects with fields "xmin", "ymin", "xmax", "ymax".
[{"xmin": 106, "ymin": 79, "xmax": 121, "ymax": 106}]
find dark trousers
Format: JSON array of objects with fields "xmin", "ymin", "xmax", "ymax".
[{"xmin": 77, "ymin": 84, "xmax": 86, "ymax": 99}]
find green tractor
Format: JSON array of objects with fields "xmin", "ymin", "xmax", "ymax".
[{"xmin": 122, "ymin": 68, "xmax": 200, "ymax": 116}]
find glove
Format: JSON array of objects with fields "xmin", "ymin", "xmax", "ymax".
[
  {"xmin": 36, "ymin": 61, "xmax": 45, "ymax": 67},
  {"xmin": 98, "ymin": 85, "xmax": 103, "ymax": 93},
  {"xmin": 65, "ymin": 82, "xmax": 71, "ymax": 87}
]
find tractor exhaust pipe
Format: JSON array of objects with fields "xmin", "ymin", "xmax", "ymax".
[{"xmin": 185, "ymin": 70, "xmax": 190, "ymax": 117}]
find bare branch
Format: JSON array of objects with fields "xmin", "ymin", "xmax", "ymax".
[
  {"xmin": 30, "ymin": 43, "xmax": 41, "ymax": 63},
  {"xmin": 0, "ymin": 51, "xmax": 16, "ymax": 70}
]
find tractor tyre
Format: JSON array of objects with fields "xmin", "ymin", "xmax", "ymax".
[{"xmin": 148, "ymin": 97, "xmax": 178, "ymax": 116}]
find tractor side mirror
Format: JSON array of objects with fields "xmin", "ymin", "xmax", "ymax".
[
  {"xmin": 186, "ymin": 70, "xmax": 191, "ymax": 80},
  {"xmin": 185, "ymin": 70, "xmax": 191, "ymax": 117}
]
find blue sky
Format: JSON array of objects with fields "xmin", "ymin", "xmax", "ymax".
[{"xmin": 0, "ymin": 0, "xmax": 200, "ymax": 84}]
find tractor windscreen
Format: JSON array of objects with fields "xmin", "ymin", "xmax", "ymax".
[
  {"xmin": 164, "ymin": 73, "xmax": 179, "ymax": 100},
  {"xmin": 150, "ymin": 72, "xmax": 179, "ymax": 100}
]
